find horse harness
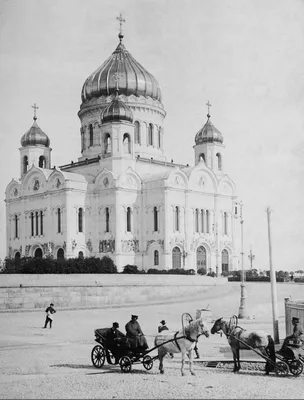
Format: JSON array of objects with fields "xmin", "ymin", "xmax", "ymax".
[{"xmin": 172, "ymin": 331, "xmax": 198, "ymax": 352}]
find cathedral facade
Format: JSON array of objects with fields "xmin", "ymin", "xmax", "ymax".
[{"xmin": 5, "ymin": 28, "xmax": 239, "ymax": 273}]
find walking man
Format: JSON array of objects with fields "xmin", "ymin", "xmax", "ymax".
[{"xmin": 43, "ymin": 303, "xmax": 56, "ymax": 329}]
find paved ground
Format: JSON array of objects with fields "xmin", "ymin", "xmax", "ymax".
[{"xmin": 0, "ymin": 282, "xmax": 303, "ymax": 399}]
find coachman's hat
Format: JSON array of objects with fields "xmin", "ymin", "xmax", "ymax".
[
  {"xmin": 50, "ymin": 303, "xmax": 54, "ymax": 306},
  {"xmin": 113, "ymin": 322, "xmax": 119, "ymax": 328},
  {"xmin": 292, "ymin": 317, "xmax": 300, "ymax": 323},
  {"xmin": 131, "ymin": 315, "xmax": 138, "ymax": 319},
  {"xmin": 160, "ymin": 320, "xmax": 166, "ymax": 325}
]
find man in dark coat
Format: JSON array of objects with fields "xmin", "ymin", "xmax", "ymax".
[
  {"xmin": 158, "ymin": 320, "xmax": 169, "ymax": 333},
  {"xmin": 43, "ymin": 303, "xmax": 56, "ymax": 329},
  {"xmin": 279, "ymin": 317, "xmax": 304, "ymax": 352},
  {"xmin": 105, "ymin": 322, "xmax": 125, "ymax": 363},
  {"xmin": 125, "ymin": 315, "xmax": 148, "ymax": 350}
]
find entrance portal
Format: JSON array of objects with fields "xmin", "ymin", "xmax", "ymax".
[
  {"xmin": 222, "ymin": 249, "xmax": 229, "ymax": 274},
  {"xmin": 34, "ymin": 248, "xmax": 43, "ymax": 258},
  {"xmin": 196, "ymin": 246, "xmax": 207, "ymax": 270},
  {"xmin": 172, "ymin": 247, "xmax": 181, "ymax": 269}
]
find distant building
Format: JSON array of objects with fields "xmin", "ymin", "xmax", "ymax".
[{"xmin": 5, "ymin": 24, "xmax": 239, "ymax": 273}]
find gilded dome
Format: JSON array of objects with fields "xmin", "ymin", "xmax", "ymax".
[
  {"xmin": 81, "ymin": 35, "xmax": 162, "ymax": 103},
  {"xmin": 102, "ymin": 94, "xmax": 133, "ymax": 124},
  {"xmin": 21, "ymin": 118, "xmax": 50, "ymax": 147},
  {"xmin": 195, "ymin": 115, "xmax": 223, "ymax": 145}
]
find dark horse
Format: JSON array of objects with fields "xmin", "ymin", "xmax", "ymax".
[{"xmin": 211, "ymin": 316, "xmax": 276, "ymax": 374}]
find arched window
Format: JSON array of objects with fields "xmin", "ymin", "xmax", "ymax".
[
  {"xmin": 153, "ymin": 207, "xmax": 158, "ymax": 232},
  {"xmin": 134, "ymin": 121, "xmax": 140, "ymax": 144},
  {"xmin": 78, "ymin": 208, "xmax": 83, "ymax": 233},
  {"xmin": 148, "ymin": 124, "xmax": 153, "ymax": 146},
  {"xmin": 222, "ymin": 249, "xmax": 229, "ymax": 274},
  {"xmin": 34, "ymin": 248, "xmax": 42, "ymax": 259},
  {"xmin": 35, "ymin": 211, "xmax": 39, "ymax": 236},
  {"xmin": 57, "ymin": 248, "xmax": 64, "ymax": 260},
  {"xmin": 30, "ymin": 212, "xmax": 34, "ymax": 236},
  {"xmin": 196, "ymin": 246, "xmax": 207, "ymax": 269},
  {"xmin": 216, "ymin": 153, "xmax": 222, "ymax": 171},
  {"xmin": 206, "ymin": 210, "xmax": 210, "ymax": 233},
  {"xmin": 154, "ymin": 250, "xmax": 159, "ymax": 266},
  {"xmin": 104, "ymin": 134, "xmax": 112, "ymax": 154},
  {"xmin": 126, "ymin": 207, "xmax": 131, "ymax": 232},
  {"xmin": 14, "ymin": 214, "xmax": 18, "ymax": 238},
  {"xmin": 105, "ymin": 207, "xmax": 110, "ymax": 232},
  {"xmin": 223, "ymin": 212, "xmax": 228, "ymax": 235},
  {"xmin": 201, "ymin": 210, "xmax": 204, "ymax": 233},
  {"xmin": 199, "ymin": 153, "xmax": 206, "ymax": 163},
  {"xmin": 57, "ymin": 208, "xmax": 61, "ymax": 233},
  {"xmin": 158, "ymin": 128, "xmax": 161, "ymax": 148},
  {"xmin": 174, "ymin": 206, "xmax": 180, "ymax": 232},
  {"xmin": 123, "ymin": 133, "xmax": 131, "ymax": 153},
  {"xmin": 39, "ymin": 156, "xmax": 45, "ymax": 168},
  {"xmin": 89, "ymin": 124, "xmax": 93, "ymax": 146},
  {"xmin": 40, "ymin": 211, "xmax": 44, "ymax": 236},
  {"xmin": 195, "ymin": 209, "xmax": 199, "ymax": 232},
  {"xmin": 23, "ymin": 156, "xmax": 28, "ymax": 174},
  {"xmin": 172, "ymin": 247, "xmax": 181, "ymax": 269},
  {"xmin": 15, "ymin": 252, "xmax": 21, "ymax": 263}
]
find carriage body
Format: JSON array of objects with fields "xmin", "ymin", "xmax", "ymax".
[{"xmin": 91, "ymin": 327, "xmax": 154, "ymax": 373}]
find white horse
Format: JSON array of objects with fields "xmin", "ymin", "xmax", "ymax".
[{"xmin": 154, "ymin": 317, "xmax": 210, "ymax": 376}]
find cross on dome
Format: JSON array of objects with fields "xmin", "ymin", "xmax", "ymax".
[
  {"xmin": 206, "ymin": 101, "xmax": 212, "ymax": 118},
  {"xmin": 31, "ymin": 102, "xmax": 39, "ymax": 121},
  {"xmin": 116, "ymin": 13, "xmax": 126, "ymax": 42}
]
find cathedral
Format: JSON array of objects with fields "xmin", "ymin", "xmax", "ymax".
[{"xmin": 5, "ymin": 20, "xmax": 239, "ymax": 273}]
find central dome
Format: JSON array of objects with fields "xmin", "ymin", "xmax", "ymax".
[{"xmin": 81, "ymin": 36, "xmax": 162, "ymax": 103}]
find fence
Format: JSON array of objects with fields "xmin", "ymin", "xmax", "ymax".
[{"xmin": 284, "ymin": 297, "xmax": 304, "ymax": 336}]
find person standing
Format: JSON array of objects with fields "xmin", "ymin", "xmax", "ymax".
[
  {"xmin": 158, "ymin": 320, "xmax": 169, "ymax": 333},
  {"xmin": 43, "ymin": 303, "xmax": 56, "ymax": 329}
]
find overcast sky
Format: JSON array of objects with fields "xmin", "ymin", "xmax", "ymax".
[{"xmin": 0, "ymin": 0, "xmax": 303, "ymax": 271}]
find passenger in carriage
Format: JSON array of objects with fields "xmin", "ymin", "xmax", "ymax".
[
  {"xmin": 279, "ymin": 317, "xmax": 304, "ymax": 353},
  {"xmin": 158, "ymin": 320, "xmax": 169, "ymax": 333},
  {"xmin": 105, "ymin": 322, "xmax": 125, "ymax": 364},
  {"xmin": 125, "ymin": 314, "xmax": 149, "ymax": 350}
]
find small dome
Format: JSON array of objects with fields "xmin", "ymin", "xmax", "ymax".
[
  {"xmin": 81, "ymin": 35, "xmax": 162, "ymax": 103},
  {"xmin": 195, "ymin": 115, "xmax": 223, "ymax": 145},
  {"xmin": 21, "ymin": 118, "xmax": 50, "ymax": 147},
  {"xmin": 101, "ymin": 95, "xmax": 133, "ymax": 124}
]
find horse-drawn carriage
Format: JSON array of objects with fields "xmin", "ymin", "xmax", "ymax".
[{"xmin": 91, "ymin": 327, "xmax": 156, "ymax": 373}]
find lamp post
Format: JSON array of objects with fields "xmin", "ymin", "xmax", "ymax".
[{"xmin": 234, "ymin": 201, "xmax": 248, "ymax": 319}]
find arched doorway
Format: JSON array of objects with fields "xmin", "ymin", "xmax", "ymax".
[
  {"xmin": 172, "ymin": 247, "xmax": 181, "ymax": 269},
  {"xmin": 15, "ymin": 252, "xmax": 21, "ymax": 260},
  {"xmin": 222, "ymin": 249, "xmax": 229, "ymax": 274},
  {"xmin": 57, "ymin": 248, "xmax": 64, "ymax": 260},
  {"xmin": 78, "ymin": 251, "xmax": 84, "ymax": 259},
  {"xmin": 34, "ymin": 248, "xmax": 43, "ymax": 258},
  {"xmin": 196, "ymin": 246, "xmax": 207, "ymax": 270}
]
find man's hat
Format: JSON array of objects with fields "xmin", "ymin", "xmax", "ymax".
[
  {"xmin": 131, "ymin": 315, "xmax": 138, "ymax": 319},
  {"xmin": 113, "ymin": 322, "xmax": 119, "ymax": 328},
  {"xmin": 50, "ymin": 303, "xmax": 54, "ymax": 306},
  {"xmin": 160, "ymin": 320, "xmax": 166, "ymax": 325},
  {"xmin": 292, "ymin": 317, "xmax": 300, "ymax": 323}
]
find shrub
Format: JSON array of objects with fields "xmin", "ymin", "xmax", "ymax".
[
  {"xmin": 197, "ymin": 267, "xmax": 207, "ymax": 276},
  {"xmin": 122, "ymin": 264, "xmax": 139, "ymax": 274},
  {"xmin": 167, "ymin": 268, "xmax": 187, "ymax": 275},
  {"xmin": 185, "ymin": 269, "xmax": 196, "ymax": 275},
  {"xmin": 147, "ymin": 269, "xmax": 167, "ymax": 274}
]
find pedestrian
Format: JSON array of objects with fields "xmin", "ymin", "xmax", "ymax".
[
  {"xmin": 158, "ymin": 320, "xmax": 169, "ymax": 333},
  {"xmin": 43, "ymin": 303, "xmax": 56, "ymax": 329}
]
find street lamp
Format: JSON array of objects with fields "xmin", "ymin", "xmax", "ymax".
[{"xmin": 234, "ymin": 200, "xmax": 248, "ymax": 319}]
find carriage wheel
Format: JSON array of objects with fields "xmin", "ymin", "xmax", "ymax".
[
  {"xmin": 91, "ymin": 345, "xmax": 105, "ymax": 368},
  {"xmin": 120, "ymin": 356, "xmax": 132, "ymax": 373},
  {"xmin": 274, "ymin": 361, "xmax": 289, "ymax": 377},
  {"xmin": 143, "ymin": 355, "xmax": 153, "ymax": 371},
  {"xmin": 289, "ymin": 360, "xmax": 303, "ymax": 376}
]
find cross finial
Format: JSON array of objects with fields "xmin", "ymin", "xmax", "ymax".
[
  {"xmin": 116, "ymin": 13, "xmax": 126, "ymax": 42},
  {"xmin": 206, "ymin": 101, "xmax": 211, "ymax": 118},
  {"xmin": 31, "ymin": 103, "xmax": 39, "ymax": 121}
]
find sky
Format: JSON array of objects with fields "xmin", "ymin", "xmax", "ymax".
[{"xmin": 0, "ymin": 0, "xmax": 303, "ymax": 272}]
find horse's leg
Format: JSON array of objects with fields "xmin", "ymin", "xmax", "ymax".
[
  {"xmin": 231, "ymin": 347, "xmax": 238, "ymax": 373},
  {"xmin": 236, "ymin": 347, "xmax": 241, "ymax": 371},
  {"xmin": 189, "ymin": 348, "xmax": 196, "ymax": 376},
  {"xmin": 181, "ymin": 351, "xmax": 186, "ymax": 376},
  {"xmin": 158, "ymin": 347, "xmax": 167, "ymax": 374}
]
